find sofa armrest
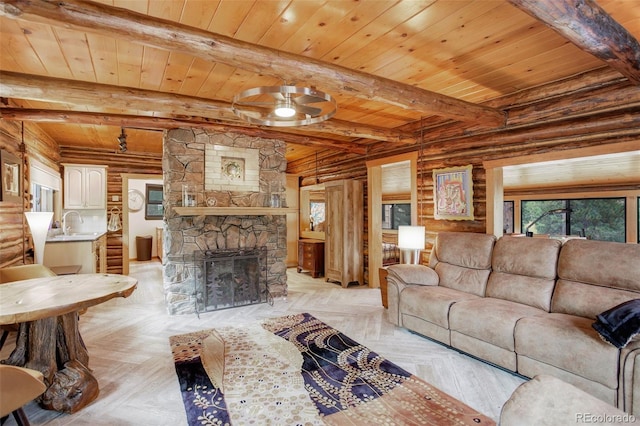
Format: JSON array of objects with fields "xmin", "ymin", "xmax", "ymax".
[
  {"xmin": 387, "ymin": 264, "xmax": 439, "ymax": 286},
  {"xmin": 619, "ymin": 338, "xmax": 640, "ymax": 415},
  {"xmin": 386, "ymin": 265, "xmax": 439, "ymax": 327},
  {"xmin": 501, "ymin": 375, "xmax": 632, "ymax": 425}
]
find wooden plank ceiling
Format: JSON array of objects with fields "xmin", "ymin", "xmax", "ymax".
[{"xmin": 0, "ymin": 0, "xmax": 639, "ymax": 166}]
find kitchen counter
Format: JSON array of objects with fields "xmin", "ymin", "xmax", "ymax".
[
  {"xmin": 44, "ymin": 232, "xmax": 107, "ymax": 273},
  {"xmin": 46, "ymin": 231, "xmax": 106, "ymax": 243}
]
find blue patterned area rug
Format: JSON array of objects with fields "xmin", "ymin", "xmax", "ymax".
[{"xmin": 170, "ymin": 313, "xmax": 495, "ymax": 425}]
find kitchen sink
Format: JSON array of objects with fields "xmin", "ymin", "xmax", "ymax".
[{"xmin": 47, "ymin": 232, "xmax": 103, "ymax": 242}]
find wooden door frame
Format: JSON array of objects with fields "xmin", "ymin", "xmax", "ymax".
[
  {"xmin": 121, "ymin": 173, "xmax": 162, "ymax": 275},
  {"xmin": 366, "ymin": 152, "xmax": 418, "ymax": 288}
]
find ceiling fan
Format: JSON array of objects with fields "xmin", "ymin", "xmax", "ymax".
[{"xmin": 232, "ymin": 85, "xmax": 337, "ymax": 127}]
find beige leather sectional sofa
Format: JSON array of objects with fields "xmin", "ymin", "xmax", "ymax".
[{"xmin": 386, "ymin": 232, "xmax": 640, "ymax": 414}]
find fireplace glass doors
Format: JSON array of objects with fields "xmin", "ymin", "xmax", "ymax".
[{"xmin": 196, "ymin": 247, "xmax": 268, "ymax": 313}]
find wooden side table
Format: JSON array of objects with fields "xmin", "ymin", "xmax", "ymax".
[
  {"xmin": 379, "ymin": 267, "xmax": 389, "ymax": 309},
  {"xmin": 297, "ymin": 239, "xmax": 325, "ymax": 278}
]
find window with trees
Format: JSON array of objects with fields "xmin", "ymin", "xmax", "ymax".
[{"xmin": 520, "ymin": 198, "xmax": 626, "ymax": 242}]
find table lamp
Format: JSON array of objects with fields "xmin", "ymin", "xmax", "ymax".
[
  {"xmin": 24, "ymin": 212, "xmax": 53, "ymax": 264},
  {"xmin": 398, "ymin": 225, "xmax": 425, "ymax": 265}
]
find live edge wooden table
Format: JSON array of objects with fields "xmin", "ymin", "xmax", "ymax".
[{"xmin": 0, "ymin": 273, "xmax": 137, "ymax": 413}]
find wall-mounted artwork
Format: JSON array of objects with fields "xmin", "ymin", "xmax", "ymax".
[
  {"xmin": 204, "ymin": 145, "xmax": 259, "ymax": 192},
  {"xmin": 433, "ymin": 165, "xmax": 474, "ymax": 221},
  {"xmin": 1, "ymin": 150, "xmax": 22, "ymax": 203}
]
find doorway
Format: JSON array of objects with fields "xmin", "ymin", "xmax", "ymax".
[
  {"xmin": 366, "ymin": 152, "xmax": 418, "ymax": 288},
  {"xmin": 121, "ymin": 173, "xmax": 162, "ymax": 275}
]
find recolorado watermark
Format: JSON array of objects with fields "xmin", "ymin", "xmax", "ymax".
[{"xmin": 576, "ymin": 413, "xmax": 637, "ymax": 423}]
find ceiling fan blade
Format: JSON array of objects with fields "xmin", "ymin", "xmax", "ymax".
[
  {"xmin": 294, "ymin": 94, "xmax": 326, "ymax": 105},
  {"xmin": 268, "ymin": 92, "xmax": 286, "ymax": 101},
  {"xmin": 296, "ymin": 105, "xmax": 322, "ymax": 116},
  {"xmin": 234, "ymin": 101, "xmax": 275, "ymax": 107}
]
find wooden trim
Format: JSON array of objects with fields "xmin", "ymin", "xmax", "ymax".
[
  {"xmin": 367, "ymin": 152, "xmax": 418, "ymax": 288},
  {"xmin": 366, "ymin": 152, "xmax": 417, "ymax": 168},
  {"xmin": 174, "ymin": 207, "xmax": 296, "ymax": 216},
  {"xmin": 483, "ymin": 141, "xmax": 640, "ymax": 169},
  {"xmin": 485, "ymin": 168, "xmax": 504, "ymax": 237}
]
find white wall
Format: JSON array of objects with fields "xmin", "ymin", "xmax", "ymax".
[{"xmin": 129, "ymin": 178, "xmax": 163, "ymax": 259}]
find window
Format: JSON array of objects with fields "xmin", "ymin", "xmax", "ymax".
[
  {"xmin": 520, "ymin": 198, "xmax": 625, "ymax": 242},
  {"xmin": 382, "ymin": 203, "xmax": 411, "ymax": 230},
  {"xmin": 145, "ymin": 184, "xmax": 164, "ymax": 220}
]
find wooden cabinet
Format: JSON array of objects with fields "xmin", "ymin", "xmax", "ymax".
[
  {"xmin": 297, "ymin": 239, "xmax": 324, "ymax": 278},
  {"xmin": 94, "ymin": 234, "xmax": 107, "ymax": 273},
  {"xmin": 324, "ymin": 179, "xmax": 363, "ymax": 287},
  {"xmin": 63, "ymin": 164, "xmax": 107, "ymax": 209}
]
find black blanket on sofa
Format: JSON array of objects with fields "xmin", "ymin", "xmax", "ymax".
[{"xmin": 592, "ymin": 299, "xmax": 640, "ymax": 349}]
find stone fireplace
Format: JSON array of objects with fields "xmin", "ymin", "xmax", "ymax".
[{"xmin": 162, "ymin": 129, "xmax": 288, "ymax": 315}]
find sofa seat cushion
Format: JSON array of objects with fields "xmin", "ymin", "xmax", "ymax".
[
  {"xmin": 400, "ymin": 285, "xmax": 479, "ymax": 329},
  {"xmin": 450, "ymin": 298, "xmax": 546, "ymax": 351},
  {"xmin": 515, "ymin": 313, "xmax": 620, "ymax": 388}
]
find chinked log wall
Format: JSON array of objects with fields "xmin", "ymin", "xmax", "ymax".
[
  {"xmin": 286, "ymin": 68, "xmax": 640, "ymax": 281},
  {"xmin": 1, "ymin": 69, "xmax": 638, "ymax": 273},
  {"xmin": 0, "ymin": 118, "xmax": 60, "ymax": 269}
]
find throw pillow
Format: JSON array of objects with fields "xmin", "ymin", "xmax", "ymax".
[{"xmin": 592, "ymin": 299, "xmax": 640, "ymax": 349}]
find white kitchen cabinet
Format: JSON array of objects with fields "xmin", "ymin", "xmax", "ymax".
[{"xmin": 63, "ymin": 164, "xmax": 107, "ymax": 209}]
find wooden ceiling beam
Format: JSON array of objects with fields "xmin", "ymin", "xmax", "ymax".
[
  {"xmin": 0, "ymin": 0, "xmax": 505, "ymax": 127},
  {"xmin": 0, "ymin": 70, "xmax": 409, "ymax": 145},
  {"xmin": 509, "ymin": 0, "xmax": 640, "ymax": 85},
  {"xmin": 0, "ymin": 108, "xmax": 368, "ymax": 155}
]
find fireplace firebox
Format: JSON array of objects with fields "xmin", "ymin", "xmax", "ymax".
[{"xmin": 194, "ymin": 247, "xmax": 268, "ymax": 313}]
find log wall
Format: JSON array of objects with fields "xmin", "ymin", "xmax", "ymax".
[
  {"xmin": 2, "ymin": 69, "xmax": 638, "ymax": 278},
  {"xmin": 0, "ymin": 117, "xmax": 60, "ymax": 268},
  {"xmin": 286, "ymin": 69, "xmax": 640, "ymax": 283}
]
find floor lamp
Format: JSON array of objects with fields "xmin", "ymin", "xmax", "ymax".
[
  {"xmin": 24, "ymin": 212, "xmax": 53, "ymax": 265},
  {"xmin": 398, "ymin": 225, "xmax": 425, "ymax": 265}
]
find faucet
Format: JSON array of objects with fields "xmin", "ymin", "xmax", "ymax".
[{"xmin": 62, "ymin": 210, "xmax": 84, "ymax": 235}]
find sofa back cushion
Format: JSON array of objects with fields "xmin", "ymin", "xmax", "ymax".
[
  {"xmin": 486, "ymin": 236, "xmax": 562, "ymax": 311},
  {"xmin": 552, "ymin": 239, "xmax": 640, "ymax": 318},
  {"xmin": 430, "ymin": 232, "xmax": 496, "ymax": 297}
]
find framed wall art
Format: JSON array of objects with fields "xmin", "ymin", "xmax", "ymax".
[
  {"xmin": 433, "ymin": 165, "xmax": 474, "ymax": 221},
  {"xmin": 1, "ymin": 149, "xmax": 22, "ymax": 203}
]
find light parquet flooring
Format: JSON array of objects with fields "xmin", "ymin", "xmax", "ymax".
[{"xmin": 2, "ymin": 261, "xmax": 525, "ymax": 425}]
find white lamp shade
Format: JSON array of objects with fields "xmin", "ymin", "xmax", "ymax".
[
  {"xmin": 25, "ymin": 212, "xmax": 53, "ymax": 264},
  {"xmin": 397, "ymin": 225, "xmax": 425, "ymax": 249}
]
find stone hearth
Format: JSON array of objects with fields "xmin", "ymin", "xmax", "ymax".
[{"xmin": 162, "ymin": 129, "xmax": 287, "ymax": 315}]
